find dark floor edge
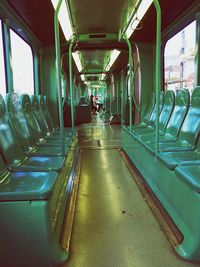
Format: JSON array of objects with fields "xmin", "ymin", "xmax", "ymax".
[
  {"xmin": 120, "ymin": 149, "xmax": 183, "ymax": 248},
  {"xmin": 60, "ymin": 149, "xmax": 82, "ymax": 252}
]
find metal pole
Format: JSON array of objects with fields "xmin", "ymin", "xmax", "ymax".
[
  {"xmin": 109, "ymin": 83, "xmax": 112, "ymax": 114},
  {"xmin": 125, "ymin": 36, "xmax": 133, "ymax": 132},
  {"xmin": 54, "ymin": 0, "xmax": 65, "ymax": 153},
  {"xmin": 153, "ymin": 0, "xmax": 161, "ymax": 155},
  {"xmin": 120, "ymin": 0, "xmax": 142, "ymax": 39},
  {"xmin": 116, "ymin": 79, "xmax": 119, "ymax": 115},
  {"xmin": 3, "ymin": 19, "xmax": 13, "ymax": 93},
  {"xmin": 69, "ymin": 36, "xmax": 76, "ymax": 128}
]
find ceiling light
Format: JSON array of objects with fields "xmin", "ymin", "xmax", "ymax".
[
  {"xmin": 123, "ymin": 0, "xmax": 153, "ymax": 39},
  {"xmin": 80, "ymin": 74, "xmax": 85, "ymax": 81},
  {"xmin": 105, "ymin": 49, "xmax": 121, "ymax": 71},
  {"xmin": 51, "ymin": 0, "xmax": 73, "ymax": 41},
  {"xmin": 72, "ymin": 52, "xmax": 82, "ymax": 72}
]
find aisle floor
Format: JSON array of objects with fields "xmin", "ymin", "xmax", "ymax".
[{"xmin": 65, "ymin": 115, "xmax": 198, "ymax": 267}]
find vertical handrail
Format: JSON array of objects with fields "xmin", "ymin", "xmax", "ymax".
[
  {"xmin": 109, "ymin": 83, "xmax": 112, "ymax": 114},
  {"xmin": 153, "ymin": 0, "xmax": 161, "ymax": 155},
  {"xmin": 116, "ymin": 79, "xmax": 119, "ymax": 115},
  {"xmin": 125, "ymin": 36, "xmax": 133, "ymax": 132},
  {"xmin": 54, "ymin": 0, "xmax": 65, "ymax": 153},
  {"xmin": 69, "ymin": 36, "xmax": 76, "ymax": 128},
  {"xmin": 3, "ymin": 19, "xmax": 14, "ymax": 92}
]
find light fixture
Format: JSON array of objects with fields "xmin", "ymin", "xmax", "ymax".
[
  {"xmin": 72, "ymin": 52, "xmax": 82, "ymax": 72},
  {"xmin": 105, "ymin": 49, "xmax": 121, "ymax": 71},
  {"xmin": 80, "ymin": 74, "xmax": 85, "ymax": 81},
  {"xmin": 101, "ymin": 73, "xmax": 106, "ymax": 80},
  {"xmin": 123, "ymin": 0, "xmax": 153, "ymax": 39},
  {"xmin": 51, "ymin": 0, "xmax": 73, "ymax": 41}
]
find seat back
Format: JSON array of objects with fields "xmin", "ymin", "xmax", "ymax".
[
  {"xmin": 164, "ymin": 89, "xmax": 190, "ymax": 138},
  {"xmin": 158, "ymin": 90, "xmax": 175, "ymax": 133},
  {"xmin": 31, "ymin": 95, "xmax": 50, "ymax": 137},
  {"xmin": 148, "ymin": 91, "xmax": 164, "ymax": 128},
  {"xmin": 195, "ymin": 136, "xmax": 200, "ymax": 152},
  {"xmin": 178, "ymin": 87, "xmax": 200, "ymax": 145},
  {"xmin": 38, "ymin": 95, "xmax": 55, "ymax": 132},
  {"xmin": 0, "ymin": 154, "xmax": 10, "ymax": 178},
  {"xmin": 0, "ymin": 94, "xmax": 25, "ymax": 165},
  {"xmin": 20, "ymin": 94, "xmax": 45, "ymax": 143},
  {"xmin": 136, "ymin": 92, "xmax": 155, "ymax": 127},
  {"xmin": 5, "ymin": 93, "xmax": 37, "ymax": 152},
  {"xmin": 44, "ymin": 96, "xmax": 59, "ymax": 129}
]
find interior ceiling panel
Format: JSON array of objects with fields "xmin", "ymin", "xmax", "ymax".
[
  {"xmin": 7, "ymin": 0, "xmax": 197, "ymax": 73},
  {"xmin": 81, "ymin": 50, "xmax": 111, "ymax": 71},
  {"xmin": 8, "ymin": 0, "xmax": 65, "ymax": 45},
  {"xmin": 68, "ymin": 0, "xmax": 136, "ymax": 35}
]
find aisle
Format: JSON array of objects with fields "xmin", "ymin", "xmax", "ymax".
[{"xmin": 65, "ymin": 117, "xmax": 197, "ymax": 267}]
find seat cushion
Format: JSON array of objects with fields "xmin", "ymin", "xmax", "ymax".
[
  {"xmin": 0, "ymin": 171, "xmax": 58, "ymax": 201},
  {"xmin": 158, "ymin": 150, "xmax": 200, "ymax": 169},
  {"xmin": 175, "ymin": 165, "xmax": 200, "ymax": 193},
  {"xmin": 9, "ymin": 156, "xmax": 65, "ymax": 172}
]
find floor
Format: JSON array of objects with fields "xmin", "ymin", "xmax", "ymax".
[{"xmin": 64, "ymin": 114, "xmax": 198, "ymax": 267}]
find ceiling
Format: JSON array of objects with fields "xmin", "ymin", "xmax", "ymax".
[{"xmin": 7, "ymin": 0, "xmax": 196, "ymax": 78}]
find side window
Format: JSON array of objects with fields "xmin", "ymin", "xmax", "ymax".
[
  {"xmin": 164, "ymin": 21, "xmax": 196, "ymax": 93},
  {"xmin": 10, "ymin": 29, "xmax": 34, "ymax": 95},
  {"xmin": 0, "ymin": 20, "xmax": 6, "ymax": 96}
]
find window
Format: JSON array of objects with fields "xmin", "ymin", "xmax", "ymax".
[
  {"xmin": 10, "ymin": 29, "xmax": 34, "ymax": 95},
  {"xmin": 0, "ymin": 20, "xmax": 6, "ymax": 96},
  {"xmin": 164, "ymin": 21, "xmax": 196, "ymax": 92}
]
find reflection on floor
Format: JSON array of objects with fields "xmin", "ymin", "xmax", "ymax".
[{"xmin": 65, "ymin": 114, "xmax": 198, "ymax": 267}]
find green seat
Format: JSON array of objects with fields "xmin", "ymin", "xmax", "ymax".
[
  {"xmin": 31, "ymin": 95, "xmax": 67, "ymax": 140},
  {"xmin": 145, "ymin": 89, "xmax": 190, "ymax": 154},
  {"xmin": 6, "ymin": 93, "xmax": 69, "ymax": 157},
  {"xmin": 0, "ymin": 154, "xmax": 58, "ymax": 201},
  {"xmin": 0, "ymin": 152, "xmax": 69, "ymax": 266},
  {"xmin": 43, "ymin": 95, "xmax": 77, "ymax": 136},
  {"xmin": 175, "ymin": 165, "xmax": 200, "ymax": 193},
  {"xmin": 155, "ymin": 86, "xmax": 200, "ymax": 153},
  {"xmin": 134, "ymin": 90, "xmax": 175, "ymax": 142},
  {"xmin": 157, "ymin": 138, "xmax": 200, "ymax": 170},
  {"xmin": 132, "ymin": 91, "xmax": 164, "ymax": 134},
  {"xmin": 20, "ymin": 94, "xmax": 73, "ymax": 147},
  {"xmin": 0, "ymin": 94, "xmax": 65, "ymax": 172},
  {"xmin": 132, "ymin": 92, "xmax": 155, "ymax": 129},
  {"xmin": 38, "ymin": 95, "xmax": 75, "ymax": 136}
]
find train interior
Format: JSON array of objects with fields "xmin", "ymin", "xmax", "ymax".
[{"xmin": 0, "ymin": 0, "xmax": 200, "ymax": 266}]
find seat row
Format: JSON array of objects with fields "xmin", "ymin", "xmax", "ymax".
[
  {"xmin": 132, "ymin": 87, "xmax": 200, "ymax": 173},
  {"xmin": 122, "ymin": 86, "xmax": 200, "ymax": 260},
  {"xmin": 0, "ymin": 93, "xmax": 78, "ymax": 267}
]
